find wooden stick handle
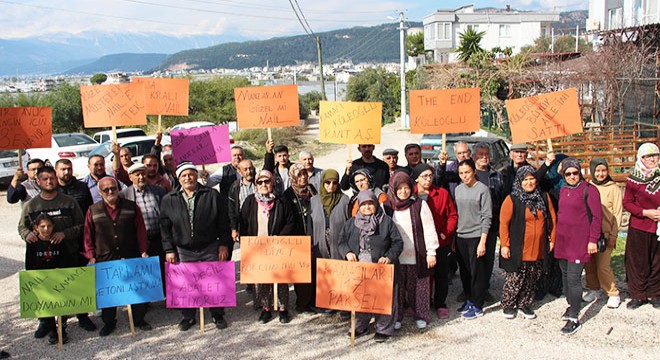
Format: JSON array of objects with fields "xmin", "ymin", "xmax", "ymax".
[
  {"xmin": 200, "ymin": 307, "xmax": 205, "ymax": 334},
  {"xmin": 127, "ymin": 304, "xmax": 135, "ymax": 337},
  {"xmin": 350, "ymin": 311, "xmax": 356, "ymax": 347},
  {"xmin": 267, "ymin": 128, "xmax": 272, "ymax": 141},
  {"xmin": 18, "ymin": 149, "xmax": 23, "ymax": 170},
  {"xmin": 57, "ymin": 316, "xmax": 63, "ymax": 351},
  {"xmin": 112, "ymin": 126, "xmax": 117, "ymax": 144},
  {"xmin": 546, "ymin": 138, "xmax": 553, "ymax": 152},
  {"xmin": 158, "ymin": 114, "xmax": 162, "ymax": 132},
  {"xmin": 347, "ymin": 144, "xmax": 352, "ymax": 161},
  {"xmin": 273, "ymin": 283, "xmax": 278, "ymax": 310},
  {"xmin": 442, "ymin": 134, "xmax": 447, "ymax": 153}
]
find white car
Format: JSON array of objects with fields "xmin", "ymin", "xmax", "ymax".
[
  {"xmin": 162, "ymin": 121, "xmax": 234, "ymax": 145},
  {"xmin": 73, "ymin": 136, "xmax": 156, "ymax": 179},
  {"xmin": 93, "ymin": 128, "xmax": 147, "ymax": 143},
  {"xmin": 26, "ymin": 133, "xmax": 99, "ymax": 165},
  {"xmin": 0, "ymin": 150, "xmax": 29, "ymax": 185}
]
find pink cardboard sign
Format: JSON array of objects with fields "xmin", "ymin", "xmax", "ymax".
[
  {"xmin": 166, "ymin": 261, "xmax": 236, "ymax": 308},
  {"xmin": 170, "ymin": 125, "xmax": 232, "ymax": 165}
]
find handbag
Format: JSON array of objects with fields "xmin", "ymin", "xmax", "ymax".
[{"xmin": 584, "ymin": 185, "xmax": 607, "ymax": 253}]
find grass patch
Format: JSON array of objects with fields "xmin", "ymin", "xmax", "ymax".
[{"xmin": 611, "ymin": 236, "xmax": 627, "ymax": 280}]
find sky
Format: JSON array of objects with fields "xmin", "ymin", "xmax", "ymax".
[{"xmin": 0, "ymin": 0, "xmax": 589, "ymax": 40}]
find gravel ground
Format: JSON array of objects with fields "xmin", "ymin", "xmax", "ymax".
[{"xmin": 0, "ymin": 123, "xmax": 658, "ymax": 359}]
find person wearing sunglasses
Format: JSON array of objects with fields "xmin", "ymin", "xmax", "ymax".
[
  {"xmin": 555, "ymin": 157, "xmax": 602, "ymax": 335},
  {"xmin": 239, "ymin": 170, "xmax": 296, "ymax": 324}
]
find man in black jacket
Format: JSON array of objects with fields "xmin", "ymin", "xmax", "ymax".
[
  {"xmin": 340, "ymin": 144, "xmax": 389, "ymax": 191},
  {"xmin": 160, "ymin": 161, "xmax": 232, "ymax": 331}
]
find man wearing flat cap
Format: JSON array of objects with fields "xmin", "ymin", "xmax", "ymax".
[
  {"xmin": 382, "ymin": 148, "xmax": 404, "ymax": 176},
  {"xmin": 502, "ymin": 143, "xmax": 554, "ymax": 195},
  {"xmin": 159, "ymin": 161, "xmax": 232, "ymax": 331}
]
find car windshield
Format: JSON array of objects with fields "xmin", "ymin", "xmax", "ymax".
[
  {"xmin": 53, "ymin": 134, "xmax": 96, "ymax": 147},
  {"xmin": 0, "ymin": 150, "xmax": 19, "ymax": 157},
  {"xmin": 89, "ymin": 143, "xmax": 112, "ymax": 158}
]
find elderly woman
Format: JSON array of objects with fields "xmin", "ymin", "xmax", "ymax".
[
  {"xmin": 623, "ymin": 143, "xmax": 660, "ymax": 309},
  {"xmin": 499, "ymin": 165, "xmax": 556, "ymax": 320},
  {"xmin": 348, "ymin": 168, "xmax": 387, "ymax": 217},
  {"xmin": 555, "ymin": 157, "xmax": 601, "ymax": 335},
  {"xmin": 583, "ymin": 158, "xmax": 622, "ymax": 308},
  {"xmin": 454, "ymin": 159, "xmax": 492, "ymax": 320},
  {"xmin": 240, "ymin": 170, "xmax": 296, "ymax": 324},
  {"xmin": 338, "ymin": 190, "xmax": 403, "ymax": 343},
  {"xmin": 384, "ymin": 171, "xmax": 439, "ymax": 330}
]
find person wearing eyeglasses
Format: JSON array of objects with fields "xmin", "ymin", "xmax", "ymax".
[
  {"xmin": 555, "ymin": 157, "xmax": 602, "ymax": 335},
  {"xmin": 7, "ymin": 158, "xmax": 44, "ymax": 204},
  {"xmin": 307, "ymin": 169, "xmax": 350, "ymax": 313},
  {"xmin": 622, "ymin": 143, "xmax": 660, "ymax": 310},
  {"xmin": 348, "ymin": 168, "xmax": 387, "ymax": 217},
  {"xmin": 239, "ymin": 170, "xmax": 296, "ymax": 324},
  {"xmin": 84, "ymin": 176, "xmax": 150, "ymax": 337}
]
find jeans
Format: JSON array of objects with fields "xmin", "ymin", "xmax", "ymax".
[{"xmin": 558, "ymin": 259, "xmax": 585, "ymax": 320}]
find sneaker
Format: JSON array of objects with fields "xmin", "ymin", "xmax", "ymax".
[
  {"xmin": 47, "ymin": 328, "xmax": 69, "ymax": 345},
  {"xmin": 652, "ymin": 298, "xmax": 660, "ymax": 309},
  {"xmin": 258, "ymin": 310, "xmax": 272, "ymax": 324},
  {"xmin": 582, "ymin": 289, "xmax": 600, "ymax": 302},
  {"xmin": 456, "ymin": 300, "xmax": 472, "ymax": 314},
  {"xmin": 518, "ymin": 306, "xmax": 536, "ymax": 319},
  {"xmin": 627, "ymin": 299, "xmax": 648, "ymax": 309},
  {"xmin": 415, "ymin": 319, "xmax": 427, "ymax": 329},
  {"xmin": 560, "ymin": 320, "xmax": 581, "ymax": 335},
  {"xmin": 348, "ymin": 328, "xmax": 368, "ymax": 338},
  {"xmin": 560, "ymin": 308, "xmax": 571, "ymax": 321},
  {"xmin": 502, "ymin": 308, "xmax": 516, "ymax": 319},
  {"xmin": 212, "ymin": 315, "xmax": 228, "ymax": 329},
  {"xmin": 462, "ymin": 305, "xmax": 484, "ymax": 320},
  {"xmin": 374, "ymin": 333, "xmax": 390, "ymax": 343},
  {"xmin": 436, "ymin": 308, "xmax": 450, "ymax": 319},
  {"xmin": 99, "ymin": 323, "xmax": 116, "ymax": 337},
  {"xmin": 279, "ymin": 310, "xmax": 291, "ymax": 324},
  {"xmin": 607, "ymin": 296, "xmax": 621, "ymax": 309},
  {"xmin": 178, "ymin": 318, "xmax": 196, "ymax": 331},
  {"xmin": 394, "ymin": 321, "xmax": 402, "ymax": 330},
  {"xmin": 77, "ymin": 315, "xmax": 97, "ymax": 331},
  {"xmin": 34, "ymin": 320, "xmax": 53, "ymax": 339}
]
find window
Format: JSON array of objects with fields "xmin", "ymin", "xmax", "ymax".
[
  {"xmin": 425, "ymin": 24, "xmax": 435, "ymax": 40},
  {"xmin": 499, "ymin": 24, "xmax": 511, "ymax": 37},
  {"xmin": 435, "ymin": 22, "xmax": 451, "ymax": 40},
  {"xmin": 608, "ymin": 8, "xmax": 622, "ymax": 29},
  {"xmin": 466, "ymin": 24, "xmax": 479, "ymax": 32}
]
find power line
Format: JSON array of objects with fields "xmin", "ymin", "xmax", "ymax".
[
  {"xmin": 288, "ymin": 0, "xmax": 314, "ymax": 38},
  {"xmin": 294, "ymin": 0, "xmax": 316, "ymax": 37},
  {"xmin": 182, "ymin": 0, "xmax": 396, "ymax": 15}
]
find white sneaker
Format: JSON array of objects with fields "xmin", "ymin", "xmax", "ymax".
[
  {"xmin": 607, "ymin": 295, "xmax": 621, "ymax": 308},
  {"xmin": 415, "ymin": 320, "xmax": 427, "ymax": 329},
  {"xmin": 582, "ymin": 289, "xmax": 600, "ymax": 302},
  {"xmin": 394, "ymin": 321, "xmax": 402, "ymax": 330}
]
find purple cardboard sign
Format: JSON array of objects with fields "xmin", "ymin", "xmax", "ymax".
[
  {"xmin": 171, "ymin": 125, "xmax": 232, "ymax": 165},
  {"xmin": 166, "ymin": 261, "xmax": 236, "ymax": 308}
]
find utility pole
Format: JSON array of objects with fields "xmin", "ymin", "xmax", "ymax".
[
  {"xmin": 398, "ymin": 11, "xmax": 408, "ymax": 129},
  {"xmin": 317, "ymin": 36, "xmax": 326, "ymax": 100},
  {"xmin": 575, "ymin": 25, "xmax": 579, "ymax": 52}
]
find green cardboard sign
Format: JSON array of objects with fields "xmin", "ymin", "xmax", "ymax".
[{"xmin": 19, "ymin": 267, "xmax": 96, "ymax": 318}]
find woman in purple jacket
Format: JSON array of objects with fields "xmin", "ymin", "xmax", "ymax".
[{"xmin": 555, "ymin": 158, "xmax": 601, "ymax": 335}]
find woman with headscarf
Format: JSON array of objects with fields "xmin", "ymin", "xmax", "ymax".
[
  {"xmin": 240, "ymin": 170, "xmax": 296, "ymax": 324},
  {"xmin": 338, "ymin": 190, "xmax": 403, "ymax": 343},
  {"xmin": 383, "ymin": 171, "xmax": 439, "ymax": 330},
  {"xmin": 305, "ymin": 169, "xmax": 350, "ymax": 313},
  {"xmin": 348, "ymin": 168, "xmax": 387, "ymax": 217},
  {"xmin": 555, "ymin": 157, "xmax": 602, "ymax": 335},
  {"xmin": 499, "ymin": 165, "xmax": 556, "ymax": 320},
  {"xmin": 583, "ymin": 158, "xmax": 622, "ymax": 309},
  {"xmin": 282, "ymin": 163, "xmax": 317, "ymax": 313},
  {"xmin": 622, "ymin": 143, "xmax": 660, "ymax": 309}
]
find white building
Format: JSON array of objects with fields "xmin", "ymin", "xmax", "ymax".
[
  {"xmin": 587, "ymin": 0, "xmax": 659, "ymax": 31},
  {"xmin": 423, "ymin": 5, "xmax": 559, "ymax": 63}
]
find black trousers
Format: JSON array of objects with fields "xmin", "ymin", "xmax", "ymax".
[
  {"xmin": 456, "ymin": 236, "xmax": 489, "ymax": 308},
  {"xmin": 101, "ymin": 303, "xmax": 147, "ymax": 325},
  {"xmin": 484, "ymin": 231, "xmax": 498, "ymax": 289},
  {"xmin": 433, "ymin": 245, "xmax": 452, "ymax": 308}
]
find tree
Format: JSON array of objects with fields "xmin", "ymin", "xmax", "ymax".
[
  {"xmin": 90, "ymin": 73, "xmax": 107, "ymax": 84},
  {"xmin": 186, "ymin": 76, "xmax": 250, "ymax": 125},
  {"xmin": 346, "ymin": 67, "xmax": 399, "ymax": 124},
  {"xmin": 406, "ymin": 32, "xmax": 425, "ymax": 57},
  {"xmin": 521, "ymin": 35, "xmax": 591, "ymax": 53},
  {"xmin": 300, "ymin": 91, "xmax": 323, "ymax": 114},
  {"xmin": 456, "ymin": 28, "xmax": 486, "ymax": 62}
]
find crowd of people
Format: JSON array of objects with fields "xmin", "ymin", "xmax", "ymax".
[{"xmin": 6, "ymin": 133, "xmax": 660, "ymax": 350}]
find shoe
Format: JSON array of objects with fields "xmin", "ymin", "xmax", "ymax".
[
  {"xmin": 258, "ymin": 310, "xmax": 272, "ymax": 324},
  {"xmin": 212, "ymin": 315, "xmax": 227, "ymax": 329},
  {"xmin": 135, "ymin": 321, "xmax": 153, "ymax": 331},
  {"xmin": 651, "ymin": 298, "xmax": 660, "ymax": 308},
  {"xmin": 348, "ymin": 328, "xmax": 368, "ymax": 337},
  {"xmin": 462, "ymin": 305, "xmax": 484, "ymax": 320},
  {"xmin": 374, "ymin": 333, "xmax": 390, "ymax": 343},
  {"xmin": 518, "ymin": 306, "xmax": 536, "ymax": 319},
  {"xmin": 178, "ymin": 318, "xmax": 196, "ymax": 331},
  {"xmin": 484, "ymin": 291, "xmax": 495, "ymax": 303},
  {"xmin": 77, "ymin": 315, "xmax": 97, "ymax": 331},
  {"xmin": 394, "ymin": 321, "xmax": 401, "ymax": 330},
  {"xmin": 560, "ymin": 320, "xmax": 581, "ymax": 335},
  {"xmin": 415, "ymin": 319, "xmax": 427, "ymax": 329},
  {"xmin": 246, "ymin": 284, "xmax": 254, "ymax": 294},
  {"xmin": 99, "ymin": 323, "xmax": 116, "ymax": 337},
  {"xmin": 456, "ymin": 300, "xmax": 471, "ymax": 314},
  {"xmin": 582, "ymin": 289, "xmax": 600, "ymax": 302},
  {"xmin": 502, "ymin": 308, "xmax": 516, "ymax": 319},
  {"xmin": 436, "ymin": 308, "xmax": 450, "ymax": 319},
  {"xmin": 279, "ymin": 310, "xmax": 291, "ymax": 324},
  {"xmin": 47, "ymin": 328, "xmax": 68, "ymax": 345},
  {"xmin": 607, "ymin": 296, "xmax": 621, "ymax": 309},
  {"xmin": 627, "ymin": 299, "xmax": 648, "ymax": 309},
  {"xmin": 561, "ymin": 308, "xmax": 571, "ymax": 321},
  {"xmin": 34, "ymin": 320, "xmax": 53, "ymax": 339},
  {"xmin": 0, "ymin": 350, "xmax": 9, "ymax": 359},
  {"xmin": 455, "ymin": 292, "xmax": 467, "ymax": 303}
]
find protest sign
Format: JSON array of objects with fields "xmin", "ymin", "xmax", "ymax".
[
  {"xmin": 505, "ymin": 88, "xmax": 583, "ymax": 143},
  {"xmin": 93, "ymin": 257, "xmax": 164, "ymax": 309},
  {"xmin": 409, "ymin": 88, "xmax": 481, "ymax": 134},
  {"xmin": 19, "ymin": 267, "xmax": 96, "ymax": 318},
  {"xmin": 170, "ymin": 125, "xmax": 231, "ymax": 165},
  {"xmin": 239, "ymin": 236, "xmax": 311, "ymax": 284},
  {"xmin": 315, "ymin": 259, "xmax": 394, "ymax": 315},
  {"xmin": 234, "ymin": 84, "xmax": 300, "ymax": 129},
  {"xmin": 0, "ymin": 107, "xmax": 52, "ymax": 150},
  {"xmin": 80, "ymin": 82, "xmax": 147, "ymax": 128},
  {"xmin": 166, "ymin": 261, "xmax": 236, "ymax": 308},
  {"xmin": 319, "ymin": 101, "xmax": 382, "ymax": 144},
  {"xmin": 132, "ymin": 77, "xmax": 189, "ymax": 116}
]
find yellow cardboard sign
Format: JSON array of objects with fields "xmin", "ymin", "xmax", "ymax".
[{"xmin": 319, "ymin": 101, "xmax": 382, "ymax": 144}]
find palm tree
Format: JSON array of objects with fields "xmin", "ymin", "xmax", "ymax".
[{"xmin": 456, "ymin": 28, "xmax": 486, "ymax": 62}]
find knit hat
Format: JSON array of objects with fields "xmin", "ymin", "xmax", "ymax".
[
  {"xmin": 411, "ymin": 163, "xmax": 433, "ymax": 182},
  {"xmin": 176, "ymin": 161, "xmax": 197, "ymax": 178}
]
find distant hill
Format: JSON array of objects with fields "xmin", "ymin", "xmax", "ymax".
[
  {"xmin": 65, "ymin": 53, "xmax": 167, "ymax": 74},
  {"xmin": 553, "ymin": 10, "xmax": 589, "ymax": 34}
]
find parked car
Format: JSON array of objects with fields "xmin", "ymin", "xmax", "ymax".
[
  {"xmin": 93, "ymin": 128, "xmax": 147, "ymax": 143},
  {"xmin": 421, "ymin": 133, "xmax": 511, "ymax": 171},
  {"xmin": 161, "ymin": 121, "xmax": 234, "ymax": 146},
  {"xmin": 0, "ymin": 150, "xmax": 29, "ymax": 185},
  {"xmin": 26, "ymin": 133, "xmax": 99, "ymax": 165},
  {"xmin": 73, "ymin": 136, "xmax": 156, "ymax": 179}
]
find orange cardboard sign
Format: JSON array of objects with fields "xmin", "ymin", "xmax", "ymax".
[
  {"xmin": 239, "ymin": 236, "xmax": 311, "ymax": 284},
  {"xmin": 133, "ymin": 78, "xmax": 189, "ymax": 116},
  {"xmin": 505, "ymin": 88, "xmax": 583, "ymax": 143},
  {"xmin": 319, "ymin": 101, "xmax": 382, "ymax": 144},
  {"xmin": 80, "ymin": 83, "xmax": 147, "ymax": 128},
  {"xmin": 0, "ymin": 107, "xmax": 52, "ymax": 150},
  {"xmin": 409, "ymin": 88, "xmax": 481, "ymax": 134},
  {"xmin": 234, "ymin": 84, "xmax": 300, "ymax": 129},
  {"xmin": 315, "ymin": 259, "xmax": 394, "ymax": 315}
]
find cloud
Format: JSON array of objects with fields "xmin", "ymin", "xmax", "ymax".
[{"xmin": 496, "ymin": 0, "xmax": 588, "ymax": 11}]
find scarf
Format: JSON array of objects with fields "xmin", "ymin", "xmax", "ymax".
[
  {"xmin": 589, "ymin": 157, "xmax": 613, "ymax": 186},
  {"xmin": 511, "ymin": 165, "xmax": 547, "ymax": 218},
  {"xmin": 320, "ymin": 169, "xmax": 342, "ymax": 214},
  {"xmin": 288, "ymin": 163, "xmax": 312, "ymax": 201},
  {"xmin": 353, "ymin": 190, "xmax": 382, "ymax": 249},
  {"xmin": 255, "ymin": 170, "xmax": 276, "ymax": 217},
  {"xmin": 384, "ymin": 171, "xmax": 415, "ymax": 211},
  {"xmin": 629, "ymin": 143, "xmax": 660, "ymax": 194},
  {"xmin": 559, "ymin": 157, "xmax": 583, "ymax": 190}
]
